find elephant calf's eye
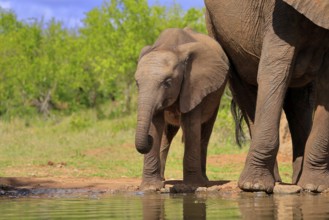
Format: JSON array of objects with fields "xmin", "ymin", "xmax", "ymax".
[{"xmin": 163, "ymin": 78, "xmax": 172, "ymax": 89}]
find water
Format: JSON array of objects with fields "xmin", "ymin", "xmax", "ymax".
[{"xmin": 1, "ymin": 191, "xmax": 329, "ymax": 219}]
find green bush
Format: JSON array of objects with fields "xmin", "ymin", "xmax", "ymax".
[{"xmin": 0, "ymin": 1, "xmax": 209, "ymax": 119}]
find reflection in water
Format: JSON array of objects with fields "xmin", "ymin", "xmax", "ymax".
[
  {"xmin": 274, "ymin": 193, "xmax": 329, "ymax": 219},
  {"xmin": 142, "ymin": 194, "xmax": 207, "ymax": 220},
  {"xmin": 1, "ymin": 191, "xmax": 329, "ymax": 219},
  {"xmin": 141, "ymin": 192, "xmax": 329, "ymax": 220},
  {"xmin": 141, "ymin": 194, "xmax": 206, "ymax": 219},
  {"xmin": 238, "ymin": 192, "xmax": 329, "ymax": 219},
  {"xmin": 142, "ymin": 194, "xmax": 165, "ymax": 220},
  {"xmin": 183, "ymin": 195, "xmax": 206, "ymax": 220},
  {"xmin": 138, "ymin": 192, "xmax": 329, "ymax": 219}
]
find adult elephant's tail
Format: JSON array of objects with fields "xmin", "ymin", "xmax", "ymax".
[
  {"xmin": 230, "ymin": 98, "xmax": 246, "ymax": 147},
  {"xmin": 228, "ymin": 67, "xmax": 256, "ymax": 147}
]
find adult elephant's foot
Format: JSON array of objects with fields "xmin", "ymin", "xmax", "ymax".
[
  {"xmin": 140, "ymin": 177, "xmax": 164, "ymax": 192},
  {"xmin": 273, "ymin": 161, "xmax": 282, "ymax": 183},
  {"xmin": 238, "ymin": 164, "xmax": 275, "ymax": 193},
  {"xmin": 202, "ymin": 173, "xmax": 209, "ymax": 182},
  {"xmin": 183, "ymin": 174, "xmax": 208, "ymax": 187},
  {"xmin": 298, "ymin": 165, "xmax": 329, "ymax": 193}
]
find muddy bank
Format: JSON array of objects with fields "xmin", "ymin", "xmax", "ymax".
[
  {"xmin": 0, "ymin": 177, "xmax": 139, "ymax": 197},
  {"xmin": 1, "ymin": 177, "xmax": 320, "ymax": 198},
  {"xmin": 0, "ymin": 177, "xmax": 243, "ymax": 197}
]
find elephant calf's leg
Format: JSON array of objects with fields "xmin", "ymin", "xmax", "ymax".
[
  {"xmin": 200, "ymin": 107, "xmax": 219, "ymax": 181},
  {"xmin": 141, "ymin": 116, "xmax": 165, "ymax": 191},
  {"xmin": 181, "ymin": 105, "xmax": 207, "ymax": 186},
  {"xmin": 160, "ymin": 124, "xmax": 179, "ymax": 180}
]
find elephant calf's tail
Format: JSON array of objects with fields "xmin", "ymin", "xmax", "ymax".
[{"xmin": 230, "ymin": 99, "xmax": 245, "ymax": 147}]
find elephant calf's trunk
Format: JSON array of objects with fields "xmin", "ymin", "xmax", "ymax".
[{"xmin": 135, "ymin": 134, "xmax": 153, "ymax": 154}]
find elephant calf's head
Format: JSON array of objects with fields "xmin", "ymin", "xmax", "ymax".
[
  {"xmin": 134, "ymin": 28, "xmax": 230, "ymax": 154},
  {"xmin": 134, "ymin": 47, "xmax": 186, "ymax": 154},
  {"xmin": 135, "ymin": 50, "xmax": 185, "ymax": 111}
]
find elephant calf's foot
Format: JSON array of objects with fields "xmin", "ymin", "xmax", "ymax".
[
  {"xmin": 140, "ymin": 177, "xmax": 164, "ymax": 192},
  {"xmin": 298, "ymin": 167, "xmax": 329, "ymax": 193},
  {"xmin": 238, "ymin": 165, "xmax": 275, "ymax": 193}
]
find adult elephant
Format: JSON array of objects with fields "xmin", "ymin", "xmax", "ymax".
[
  {"xmin": 205, "ymin": 0, "xmax": 329, "ymax": 193},
  {"xmin": 135, "ymin": 28, "xmax": 230, "ymax": 190}
]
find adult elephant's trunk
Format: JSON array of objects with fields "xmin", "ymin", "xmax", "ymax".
[{"xmin": 135, "ymin": 96, "xmax": 155, "ymax": 154}]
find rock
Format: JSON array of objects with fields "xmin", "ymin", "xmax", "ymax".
[
  {"xmin": 320, "ymin": 188, "xmax": 329, "ymax": 194},
  {"xmin": 195, "ymin": 187, "xmax": 207, "ymax": 193},
  {"xmin": 207, "ymin": 185, "xmax": 220, "ymax": 192},
  {"xmin": 273, "ymin": 184, "xmax": 302, "ymax": 194},
  {"xmin": 160, "ymin": 187, "xmax": 170, "ymax": 193}
]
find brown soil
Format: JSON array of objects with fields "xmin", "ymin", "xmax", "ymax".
[
  {"xmin": 0, "ymin": 176, "xmax": 242, "ymax": 196},
  {"xmin": 0, "ymin": 149, "xmax": 290, "ymax": 196},
  {"xmin": 0, "ymin": 153, "xmax": 248, "ymax": 195},
  {"xmin": 0, "ymin": 176, "xmax": 141, "ymax": 192},
  {"xmin": 0, "ymin": 115, "xmax": 293, "ymax": 196}
]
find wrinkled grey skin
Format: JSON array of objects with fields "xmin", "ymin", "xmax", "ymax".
[
  {"xmin": 205, "ymin": 0, "xmax": 329, "ymax": 193},
  {"xmin": 135, "ymin": 28, "xmax": 230, "ymax": 190}
]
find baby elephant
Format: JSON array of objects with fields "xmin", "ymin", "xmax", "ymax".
[{"xmin": 135, "ymin": 27, "xmax": 231, "ymax": 190}]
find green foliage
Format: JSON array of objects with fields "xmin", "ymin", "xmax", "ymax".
[
  {"xmin": 69, "ymin": 114, "xmax": 94, "ymax": 131},
  {"xmin": 0, "ymin": 1, "xmax": 208, "ymax": 119}
]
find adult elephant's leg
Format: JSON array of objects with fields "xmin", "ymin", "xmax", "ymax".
[
  {"xmin": 283, "ymin": 84, "xmax": 314, "ymax": 184},
  {"xmin": 238, "ymin": 33, "xmax": 295, "ymax": 193},
  {"xmin": 160, "ymin": 123, "xmax": 179, "ymax": 180},
  {"xmin": 298, "ymin": 59, "xmax": 329, "ymax": 193},
  {"xmin": 181, "ymin": 104, "xmax": 207, "ymax": 186},
  {"xmin": 200, "ymin": 107, "xmax": 219, "ymax": 181},
  {"xmin": 140, "ymin": 113, "xmax": 165, "ymax": 191},
  {"xmin": 229, "ymin": 72, "xmax": 282, "ymax": 182}
]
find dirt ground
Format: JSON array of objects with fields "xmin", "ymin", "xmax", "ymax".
[
  {"xmin": 0, "ymin": 176, "xmax": 242, "ymax": 195},
  {"xmin": 0, "ymin": 149, "xmax": 292, "ymax": 197},
  {"xmin": 0, "ymin": 115, "xmax": 300, "ymax": 196}
]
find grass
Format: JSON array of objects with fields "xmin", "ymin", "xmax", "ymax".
[
  {"xmin": 0, "ymin": 104, "xmax": 293, "ymax": 183},
  {"xmin": 0, "ymin": 110, "xmax": 142, "ymax": 178}
]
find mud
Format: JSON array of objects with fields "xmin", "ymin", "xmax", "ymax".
[
  {"xmin": 2, "ymin": 176, "xmax": 323, "ymax": 199},
  {"xmin": 0, "ymin": 177, "xmax": 240, "ymax": 197},
  {"xmin": 0, "ymin": 177, "xmax": 139, "ymax": 197}
]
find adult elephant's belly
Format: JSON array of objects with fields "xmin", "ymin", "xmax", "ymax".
[
  {"xmin": 288, "ymin": 47, "xmax": 327, "ymax": 88},
  {"xmin": 214, "ymin": 21, "xmax": 326, "ymax": 89},
  {"xmin": 206, "ymin": 1, "xmax": 268, "ymax": 86},
  {"xmin": 222, "ymin": 41, "xmax": 322, "ymax": 88},
  {"xmin": 213, "ymin": 28, "xmax": 261, "ymax": 86},
  {"xmin": 229, "ymin": 44, "xmax": 326, "ymax": 88},
  {"xmin": 207, "ymin": 0, "xmax": 326, "ymax": 88},
  {"xmin": 221, "ymin": 42, "xmax": 260, "ymax": 86}
]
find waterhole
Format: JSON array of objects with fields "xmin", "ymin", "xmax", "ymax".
[{"xmin": 1, "ymin": 190, "xmax": 329, "ymax": 219}]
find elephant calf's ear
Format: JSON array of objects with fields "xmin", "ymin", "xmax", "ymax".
[
  {"xmin": 138, "ymin": 45, "xmax": 153, "ymax": 61},
  {"xmin": 177, "ymin": 42, "xmax": 229, "ymax": 113}
]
